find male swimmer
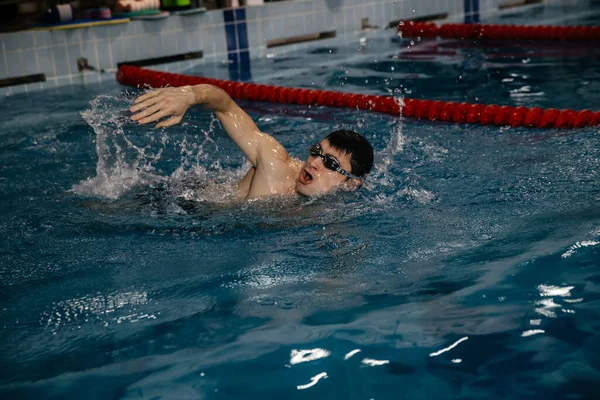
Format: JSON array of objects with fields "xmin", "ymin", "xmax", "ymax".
[{"xmin": 130, "ymin": 85, "xmax": 374, "ymax": 199}]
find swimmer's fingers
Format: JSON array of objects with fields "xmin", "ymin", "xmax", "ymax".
[
  {"xmin": 138, "ymin": 109, "xmax": 170, "ymax": 125},
  {"xmin": 130, "ymin": 95, "xmax": 163, "ymax": 113},
  {"xmin": 134, "ymin": 89, "xmax": 162, "ymax": 104},
  {"xmin": 155, "ymin": 115, "xmax": 182, "ymax": 129},
  {"xmin": 131, "ymin": 103, "xmax": 163, "ymax": 122}
]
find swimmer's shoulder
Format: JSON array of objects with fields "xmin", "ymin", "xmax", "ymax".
[{"xmin": 289, "ymin": 157, "xmax": 303, "ymax": 172}]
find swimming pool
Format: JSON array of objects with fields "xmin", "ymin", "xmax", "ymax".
[{"xmin": 1, "ymin": 2, "xmax": 600, "ymax": 399}]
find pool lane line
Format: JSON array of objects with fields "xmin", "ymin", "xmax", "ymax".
[
  {"xmin": 398, "ymin": 22, "xmax": 600, "ymax": 42},
  {"xmin": 117, "ymin": 64, "xmax": 600, "ymax": 129}
]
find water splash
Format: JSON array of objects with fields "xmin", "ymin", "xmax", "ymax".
[
  {"xmin": 364, "ymin": 90, "xmax": 410, "ymax": 202},
  {"xmin": 384, "ymin": 93, "xmax": 406, "ymax": 157},
  {"xmin": 71, "ymin": 94, "xmax": 242, "ymax": 204},
  {"xmin": 72, "ymin": 94, "xmax": 165, "ymax": 199}
]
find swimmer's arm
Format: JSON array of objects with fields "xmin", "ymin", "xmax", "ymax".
[
  {"xmin": 194, "ymin": 85, "xmax": 286, "ymax": 168},
  {"xmin": 130, "ymin": 85, "xmax": 286, "ymax": 167}
]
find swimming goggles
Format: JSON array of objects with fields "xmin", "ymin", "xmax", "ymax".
[{"xmin": 309, "ymin": 143, "xmax": 360, "ymax": 180}]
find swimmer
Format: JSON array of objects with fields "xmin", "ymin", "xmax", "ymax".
[{"xmin": 130, "ymin": 85, "xmax": 373, "ymax": 199}]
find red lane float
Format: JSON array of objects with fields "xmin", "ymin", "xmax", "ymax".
[
  {"xmin": 398, "ymin": 22, "xmax": 600, "ymax": 42},
  {"xmin": 117, "ymin": 65, "xmax": 600, "ymax": 129}
]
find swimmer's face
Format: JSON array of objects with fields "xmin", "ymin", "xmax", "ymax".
[{"xmin": 296, "ymin": 139, "xmax": 357, "ymax": 196}]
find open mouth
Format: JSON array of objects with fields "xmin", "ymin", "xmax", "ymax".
[{"xmin": 298, "ymin": 169, "xmax": 313, "ymax": 184}]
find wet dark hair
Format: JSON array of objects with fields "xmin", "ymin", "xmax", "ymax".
[{"xmin": 325, "ymin": 130, "xmax": 374, "ymax": 177}]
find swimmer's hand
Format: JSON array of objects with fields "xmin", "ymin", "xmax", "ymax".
[{"xmin": 130, "ymin": 86, "xmax": 199, "ymax": 128}]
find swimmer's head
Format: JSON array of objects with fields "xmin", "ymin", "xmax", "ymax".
[{"xmin": 296, "ymin": 130, "xmax": 374, "ymax": 196}]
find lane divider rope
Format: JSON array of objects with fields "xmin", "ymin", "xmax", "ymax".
[
  {"xmin": 397, "ymin": 21, "xmax": 600, "ymax": 41},
  {"xmin": 117, "ymin": 65, "xmax": 600, "ymax": 129}
]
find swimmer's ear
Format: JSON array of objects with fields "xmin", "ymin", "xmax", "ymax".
[{"xmin": 343, "ymin": 178, "xmax": 362, "ymax": 191}]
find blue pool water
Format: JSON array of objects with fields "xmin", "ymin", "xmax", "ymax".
[{"xmin": 1, "ymin": 3, "xmax": 600, "ymax": 399}]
